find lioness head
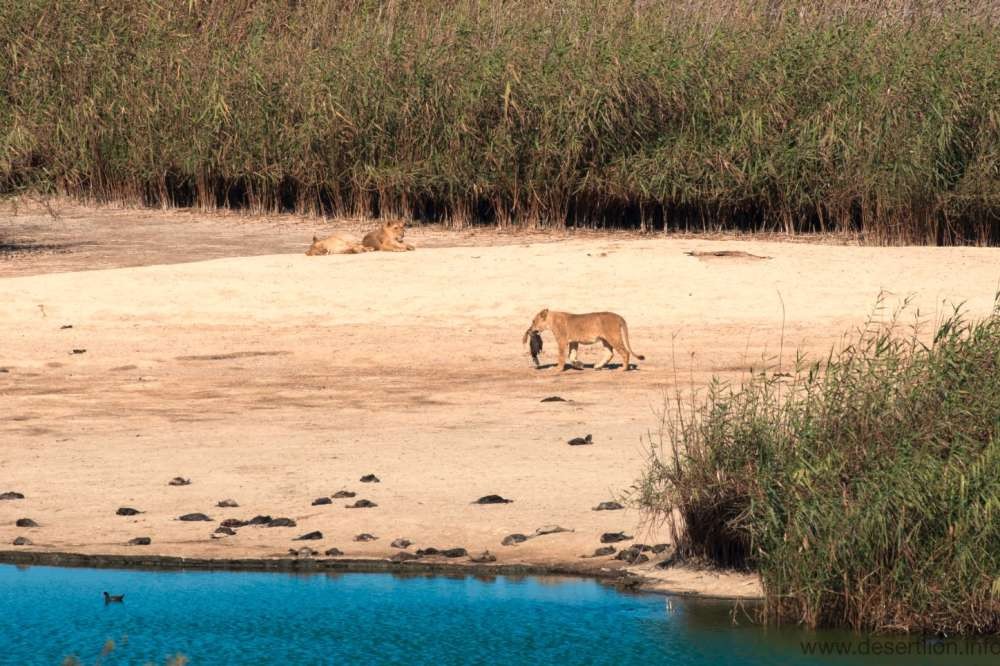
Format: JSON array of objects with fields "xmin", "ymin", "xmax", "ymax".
[
  {"xmin": 523, "ymin": 308, "xmax": 551, "ymax": 343},
  {"xmin": 384, "ymin": 219, "xmax": 407, "ymax": 242}
]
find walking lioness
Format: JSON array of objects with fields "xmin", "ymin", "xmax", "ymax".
[{"xmin": 522, "ymin": 309, "xmax": 645, "ymax": 371}]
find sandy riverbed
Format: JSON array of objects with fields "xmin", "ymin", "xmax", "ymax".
[{"xmin": 2, "ymin": 202, "xmax": 998, "ymax": 597}]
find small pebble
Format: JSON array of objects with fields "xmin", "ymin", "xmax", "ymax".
[
  {"xmin": 600, "ymin": 532, "xmax": 632, "ymax": 544},
  {"xmin": 534, "ymin": 525, "xmax": 571, "ymax": 536},
  {"xmin": 501, "ymin": 534, "xmax": 528, "ymax": 546},
  {"xmin": 216, "ymin": 499, "xmax": 239, "ymax": 508},
  {"xmin": 168, "ymin": 477, "xmax": 191, "ymax": 486},
  {"xmin": 289, "ymin": 547, "xmax": 317, "ymax": 558},
  {"xmin": 127, "ymin": 537, "xmax": 151, "ymax": 546},
  {"xmin": 441, "ymin": 548, "xmax": 468, "ymax": 558},
  {"xmin": 469, "ymin": 551, "xmax": 497, "ymax": 563},
  {"xmin": 390, "ymin": 538, "xmax": 412, "ymax": 549},
  {"xmin": 346, "ymin": 499, "xmax": 377, "ymax": 509},
  {"xmin": 540, "ymin": 396, "xmax": 567, "ymax": 402},
  {"xmin": 178, "ymin": 513, "xmax": 211, "ymax": 522},
  {"xmin": 0, "ymin": 491, "xmax": 25, "ymax": 500},
  {"xmin": 15, "ymin": 518, "xmax": 38, "ymax": 528},
  {"xmin": 567, "ymin": 434, "xmax": 593, "ymax": 446},
  {"xmin": 360, "ymin": 474, "xmax": 380, "ymax": 483},
  {"xmin": 220, "ymin": 519, "xmax": 248, "ymax": 528},
  {"xmin": 592, "ymin": 501, "xmax": 624, "ymax": 511},
  {"xmin": 311, "ymin": 497, "xmax": 332, "ymax": 506},
  {"xmin": 116, "ymin": 507, "xmax": 142, "ymax": 516},
  {"xmin": 248, "ymin": 515, "xmax": 272, "ymax": 525},
  {"xmin": 214, "ymin": 526, "xmax": 236, "ymax": 536},
  {"xmin": 266, "ymin": 518, "xmax": 297, "ymax": 528},
  {"xmin": 12, "ymin": 536, "xmax": 32, "ymax": 546},
  {"xmin": 390, "ymin": 551, "xmax": 420, "ymax": 562},
  {"xmin": 324, "ymin": 548, "xmax": 343, "ymax": 557},
  {"xmin": 332, "ymin": 490, "xmax": 356, "ymax": 498},
  {"xmin": 473, "ymin": 495, "xmax": 513, "ymax": 504},
  {"xmin": 415, "ymin": 547, "xmax": 440, "ymax": 557},
  {"xmin": 295, "ymin": 531, "xmax": 323, "ymax": 541},
  {"xmin": 590, "ymin": 546, "xmax": 616, "ymax": 557},
  {"xmin": 354, "ymin": 533, "xmax": 378, "ymax": 542}
]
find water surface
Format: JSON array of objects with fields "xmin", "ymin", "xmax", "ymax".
[{"xmin": 1, "ymin": 564, "xmax": 997, "ymax": 665}]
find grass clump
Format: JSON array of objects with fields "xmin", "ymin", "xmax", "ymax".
[
  {"xmin": 638, "ymin": 298, "xmax": 1000, "ymax": 633},
  {"xmin": 1, "ymin": 0, "xmax": 998, "ymax": 241}
]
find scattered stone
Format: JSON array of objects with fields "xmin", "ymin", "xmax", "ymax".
[
  {"xmin": 501, "ymin": 534, "xmax": 529, "ymax": 546},
  {"xmin": 178, "ymin": 513, "xmax": 212, "ymax": 522},
  {"xmin": 415, "ymin": 547, "xmax": 440, "ymax": 557},
  {"xmin": 534, "ymin": 525, "xmax": 571, "ymax": 536},
  {"xmin": 15, "ymin": 518, "xmax": 39, "ymax": 528},
  {"xmin": 593, "ymin": 501, "xmax": 624, "ymax": 511},
  {"xmin": 71, "ymin": 349, "xmax": 86, "ymax": 354},
  {"xmin": 216, "ymin": 499, "xmax": 239, "ymax": 508},
  {"xmin": 0, "ymin": 492, "xmax": 25, "ymax": 500},
  {"xmin": 441, "ymin": 548, "xmax": 468, "ymax": 558},
  {"xmin": 346, "ymin": 499, "xmax": 377, "ymax": 509},
  {"xmin": 590, "ymin": 546, "xmax": 616, "ymax": 557},
  {"xmin": 127, "ymin": 537, "xmax": 151, "ymax": 546},
  {"xmin": 354, "ymin": 533, "xmax": 378, "ymax": 542},
  {"xmin": 567, "ymin": 434, "xmax": 593, "ymax": 446},
  {"xmin": 295, "ymin": 531, "xmax": 323, "ymax": 541},
  {"xmin": 390, "ymin": 551, "xmax": 420, "ymax": 562},
  {"xmin": 289, "ymin": 547, "xmax": 318, "ymax": 558},
  {"xmin": 324, "ymin": 548, "xmax": 344, "ymax": 557},
  {"xmin": 311, "ymin": 497, "xmax": 332, "ymax": 506},
  {"xmin": 220, "ymin": 518, "xmax": 248, "ymax": 528},
  {"xmin": 247, "ymin": 515, "xmax": 272, "ymax": 525},
  {"xmin": 600, "ymin": 532, "xmax": 632, "ymax": 544},
  {"xmin": 12, "ymin": 536, "xmax": 32, "ymax": 546},
  {"xmin": 266, "ymin": 518, "xmax": 297, "ymax": 528},
  {"xmin": 540, "ymin": 396, "xmax": 567, "ymax": 402},
  {"xmin": 168, "ymin": 477, "xmax": 191, "ymax": 486},
  {"xmin": 332, "ymin": 490, "xmax": 356, "ymax": 498},
  {"xmin": 116, "ymin": 507, "xmax": 142, "ymax": 516},
  {"xmin": 214, "ymin": 526, "xmax": 236, "ymax": 536},
  {"xmin": 651, "ymin": 543, "xmax": 672, "ymax": 554},
  {"xmin": 470, "ymin": 551, "xmax": 497, "ymax": 563},
  {"xmin": 359, "ymin": 474, "xmax": 380, "ymax": 483},
  {"xmin": 60, "ymin": 324, "xmax": 73, "ymax": 329},
  {"xmin": 390, "ymin": 538, "xmax": 412, "ymax": 549},
  {"xmin": 474, "ymin": 495, "xmax": 513, "ymax": 505}
]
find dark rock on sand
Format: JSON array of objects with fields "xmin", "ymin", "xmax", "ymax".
[
  {"xmin": 12, "ymin": 537, "xmax": 32, "ymax": 546},
  {"xmin": 247, "ymin": 515, "xmax": 273, "ymax": 525},
  {"xmin": 168, "ymin": 477, "xmax": 191, "ymax": 486},
  {"xmin": 590, "ymin": 546, "xmax": 616, "ymax": 557},
  {"xmin": 216, "ymin": 499, "xmax": 239, "ymax": 508},
  {"xmin": 390, "ymin": 538, "xmax": 412, "ymax": 549},
  {"xmin": 116, "ymin": 507, "xmax": 142, "ymax": 516},
  {"xmin": 651, "ymin": 543, "xmax": 672, "ymax": 554},
  {"xmin": 360, "ymin": 474, "xmax": 380, "ymax": 483},
  {"xmin": 501, "ymin": 534, "xmax": 529, "ymax": 546},
  {"xmin": 127, "ymin": 537, "xmax": 151, "ymax": 546},
  {"xmin": 567, "ymin": 434, "xmax": 593, "ymax": 446},
  {"xmin": 415, "ymin": 547, "xmax": 440, "ymax": 557},
  {"xmin": 600, "ymin": 532, "xmax": 632, "ymax": 543},
  {"xmin": 15, "ymin": 518, "xmax": 39, "ymax": 528},
  {"xmin": 0, "ymin": 491, "xmax": 25, "ymax": 500},
  {"xmin": 289, "ymin": 547, "xmax": 317, "ymax": 558},
  {"xmin": 214, "ymin": 526, "xmax": 237, "ymax": 536},
  {"xmin": 470, "ymin": 551, "xmax": 497, "ymax": 563},
  {"xmin": 312, "ymin": 497, "xmax": 332, "ymax": 506},
  {"xmin": 354, "ymin": 533, "xmax": 378, "ymax": 542},
  {"xmin": 295, "ymin": 531, "xmax": 324, "ymax": 541},
  {"xmin": 615, "ymin": 546, "xmax": 650, "ymax": 565},
  {"xmin": 178, "ymin": 513, "xmax": 212, "ymax": 522},
  {"xmin": 347, "ymin": 499, "xmax": 377, "ymax": 508},
  {"xmin": 534, "ymin": 525, "xmax": 571, "ymax": 536},
  {"xmin": 390, "ymin": 551, "xmax": 420, "ymax": 562},
  {"xmin": 220, "ymin": 518, "xmax": 249, "ymax": 528},
  {"xmin": 332, "ymin": 490, "xmax": 356, "ymax": 498},
  {"xmin": 324, "ymin": 548, "xmax": 344, "ymax": 557},
  {"xmin": 266, "ymin": 518, "xmax": 297, "ymax": 528},
  {"xmin": 540, "ymin": 396, "xmax": 567, "ymax": 402},
  {"xmin": 592, "ymin": 501, "xmax": 624, "ymax": 511},
  {"xmin": 474, "ymin": 495, "xmax": 513, "ymax": 504},
  {"xmin": 442, "ymin": 548, "xmax": 468, "ymax": 558}
]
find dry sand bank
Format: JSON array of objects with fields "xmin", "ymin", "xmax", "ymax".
[{"xmin": 2, "ymin": 205, "xmax": 999, "ymax": 596}]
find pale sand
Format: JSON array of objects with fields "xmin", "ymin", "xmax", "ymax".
[{"xmin": 2, "ymin": 206, "xmax": 999, "ymax": 597}]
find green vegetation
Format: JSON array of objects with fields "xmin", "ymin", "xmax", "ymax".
[
  {"xmin": 1, "ymin": 0, "xmax": 998, "ymax": 242},
  {"xmin": 637, "ymin": 298, "xmax": 1000, "ymax": 633}
]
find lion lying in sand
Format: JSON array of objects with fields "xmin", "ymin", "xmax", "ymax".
[
  {"xmin": 523, "ymin": 309, "xmax": 645, "ymax": 371},
  {"xmin": 363, "ymin": 219, "xmax": 414, "ymax": 252},
  {"xmin": 305, "ymin": 233, "xmax": 372, "ymax": 256}
]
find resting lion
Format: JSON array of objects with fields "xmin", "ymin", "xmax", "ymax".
[
  {"xmin": 363, "ymin": 219, "xmax": 414, "ymax": 252},
  {"xmin": 305, "ymin": 233, "xmax": 371, "ymax": 256},
  {"xmin": 522, "ymin": 308, "xmax": 645, "ymax": 371}
]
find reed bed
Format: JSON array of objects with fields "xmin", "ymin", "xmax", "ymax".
[
  {"xmin": 1, "ymin": 0, "xmax": 998, "ymax": 241},
  {"xmin": 637, "ymin": 299, "xmax": 1000, "ymax": 633}
]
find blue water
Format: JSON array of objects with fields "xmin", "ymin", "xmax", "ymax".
[{"xmin": 1, "ymin": 565, "xmax": 998, "ymax": 665}]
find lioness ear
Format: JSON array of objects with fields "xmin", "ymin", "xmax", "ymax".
[
  {"xmin": 540, "ymin": 308, "xmax": 549, "ymax": 317},
  {"xmin": 312, "ymin": 235, "xmax": 318, "ymax": 242}
]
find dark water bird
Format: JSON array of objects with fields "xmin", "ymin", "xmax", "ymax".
[
  {"xmin": 567, "ymin": 434, "xmax": 593, "ymax": 446},
  {"xmin": 103, "ymin": 592, "xmax": 124, "ymax": 604}
]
